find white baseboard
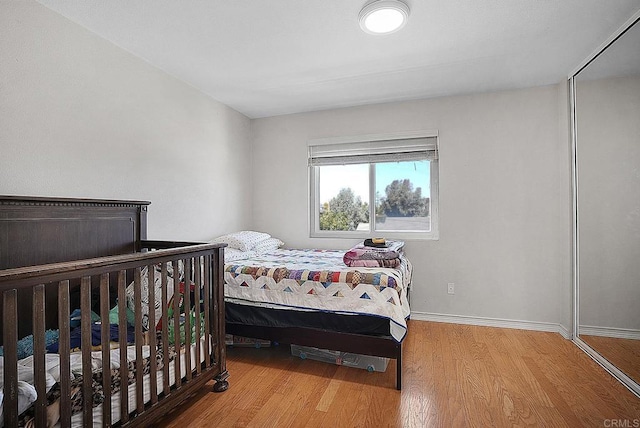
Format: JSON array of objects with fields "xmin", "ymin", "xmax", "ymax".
[
  {"xmin": 410, "ymin": 311, "xmax": 572, "ymax": 339},
  {"xmin": 579, "ymin": 325, "xmax": 640, "ymax": 340}
]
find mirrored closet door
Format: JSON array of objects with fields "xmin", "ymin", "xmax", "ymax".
[{"xmin": 571, "ymin": 11, "xmax": 640, "ymax": 396}]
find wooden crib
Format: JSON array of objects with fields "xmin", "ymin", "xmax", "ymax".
[{"xmin": 0, "ymin": 196, "xmax": 228, "ymax": 427}]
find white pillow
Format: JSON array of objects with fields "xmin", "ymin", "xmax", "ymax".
[
  {"xmin": 252, "ymin": 238, "xmax": 284, "ymax": 254},
  {"xmin": 225, "ymin": 248, "xmax": 257, "ymax": 262},
  {"xmin": 210, "ymin": 231, "xmax": 271, "ymax": 252}
]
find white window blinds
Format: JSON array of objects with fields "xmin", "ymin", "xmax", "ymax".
[{"xmin": 308, "ymin": 136, "xmax": 438, "ymax": 167}]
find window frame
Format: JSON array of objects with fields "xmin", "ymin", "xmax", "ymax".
[{"xmin": 308, "ymin": 131, "xmax": 439, "ymax": 240}]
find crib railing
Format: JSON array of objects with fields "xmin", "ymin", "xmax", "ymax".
[{"xmin": 0, "ymin": 242, "xmax": 226, "ymax": 428}]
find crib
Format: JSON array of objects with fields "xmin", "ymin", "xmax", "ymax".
[{"xmin": 0, "ymin": 196, "xmax": 228, "ymax": 427}]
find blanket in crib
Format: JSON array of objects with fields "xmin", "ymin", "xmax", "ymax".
[{"xmin": 224, "ymin": 249, "xmax": 412, "ymax": 342}]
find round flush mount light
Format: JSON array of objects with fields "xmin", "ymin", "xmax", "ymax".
[{"xmin": 359, "ymin": 0, "xmax": 410, "ymax": 35}]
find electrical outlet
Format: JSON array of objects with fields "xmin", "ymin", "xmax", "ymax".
[{"xmin": 447, "ymin": 283, "xmax": 455, "ymax": 294}]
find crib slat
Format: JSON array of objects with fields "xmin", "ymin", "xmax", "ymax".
[
  {"xmin": 100, "ymin": 273, "xmax": 112, "ymax": 427},
  {"xmin": 184, "ymin": 258, "xmax": 192, "ymax": 380},
  {"xmin": 33, "ymin": 284, "xmax": 48, "ymax": 427},
  {"xmin": 173, "ymin": 260, "xmax": 182, "ymax": 388},
  {"xmin": 194, "ymin": 256, "xmax": 202, "ymax": 375},
  {"xmin": 59, "ymin": 280, "xmax": 72, "ymax": 428},
  {"xmin": 81, "ymin": 276, "xmax": 93, "ymax": 426},
  {"xmin": 117, "ymin": 270, "xmax": 130, "ymax": 424},
  {"xmin": 134, "ymin": 267, "xmax": 145, "ymax": 414},
  {"xmin": 214, "ymin": 248, "xmax": 226, "ymax": 372},
  {"xmin": 203, "ymin": 254, "xmax": 211, "ymax": 367},
  {"xmin": 2, "ymin": 289, "xmax": 19, "ymax": 428},
  {"xmin": 148, "ymin": 264, "xmax": 158, "ymax": 405},
  {"xmin": 161, "ymin": 263, "xmax": 170, "ymax": 395}
]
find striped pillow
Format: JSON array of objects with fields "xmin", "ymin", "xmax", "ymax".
[
  {"xmin": 252, "ymin": 237, "xmax": 284, "ymax": 254},
  {"xmin": 210, "ymin": 231, "xmax": 271, "ymax": 252}
]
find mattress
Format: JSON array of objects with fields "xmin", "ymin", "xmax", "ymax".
[
  {"xmin": 224, "ymin": 249, "xmax": 412, "ymax": 342},
  {"xmin": 226, "ymin": 302, "xmax": 392, "ymax": 337}
]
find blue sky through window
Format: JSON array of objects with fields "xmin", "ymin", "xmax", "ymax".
[
  {"xmin": 376, "ymin": 161, "xmax": 430, "ymax": 203},
  {"xmin": 319, "ymin": 160, "xmax": 430, "ymax": 204}
]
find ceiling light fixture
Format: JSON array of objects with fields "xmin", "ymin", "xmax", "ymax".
[{"xmin": 359, "ymin": 0, "xmax": 410, "ymax": 35}]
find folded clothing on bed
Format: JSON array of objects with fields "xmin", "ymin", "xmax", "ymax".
[{"xmin": 343, "ymin": 240, "xmax": 404, "ymax": 268}]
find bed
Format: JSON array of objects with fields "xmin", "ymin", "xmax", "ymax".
[
  {"xmin": 223, "ymin": 245, "xmax": 411, "ymax": 390},
  {"xmin": 0, "ymin": 196, "xmax": 228, "ymax": 427}
]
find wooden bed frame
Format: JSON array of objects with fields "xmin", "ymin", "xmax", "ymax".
[
  {"xmin": 0, "ymin": 196, "xmax": 228, "ymax": 427},
  {"xmin": 226, "ymin": 322, "xmax": 403, "ymax": 390}
]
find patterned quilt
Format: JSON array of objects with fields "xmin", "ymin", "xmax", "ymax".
[{"xmin": 224, "ymin": 249, "xmax": 412, "ymax": 342}]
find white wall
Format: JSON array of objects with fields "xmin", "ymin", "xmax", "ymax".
[
  {"xmin": 0, "ymin": 1, "xmax": 252, "ymax": 241},
  {"xmin": 251, "ymin": 85, "xmax": 572, "ymax": 329},
  {"xmin": 577, "ymin": 75, "xmax": 640, "ymax": 331}
]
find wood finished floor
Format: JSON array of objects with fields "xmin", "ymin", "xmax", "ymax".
[
  {"xmin": 582, "ymin": 335, "xmax": 640, "ymax": 385},
  {"xmin": 158, "ymin": 321, "xmax": 640, "ymax": 427}
]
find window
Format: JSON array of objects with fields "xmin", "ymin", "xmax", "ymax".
[{"xmin": 309, "ymin": 132, "xmax": 439, "ymax": 239}]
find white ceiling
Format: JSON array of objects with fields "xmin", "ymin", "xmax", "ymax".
[
  {"xmin": 37, "ymin": 0, "xmax": 640, "ymax": 118},
  {"xmin": 575, "ymin": 15, "xmax": 640, "ymax": 81}
]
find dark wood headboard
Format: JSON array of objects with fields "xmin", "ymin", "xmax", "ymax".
[
  {"xmin": 0, "ymin": 195, "xmax": 150, "ymax": 269},
  {"xmin": 0, "ymin": 195, "xmax": 150, "ymax": 339}
]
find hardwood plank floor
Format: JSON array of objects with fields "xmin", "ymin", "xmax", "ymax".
[{"xmin": 158, "ymin": 321, "xmax": 640, "ymax": 427}]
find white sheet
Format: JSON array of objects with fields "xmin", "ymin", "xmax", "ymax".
[{"xmin": 0, "ymin": 355, "xmax": 58, "ymax": 427}]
